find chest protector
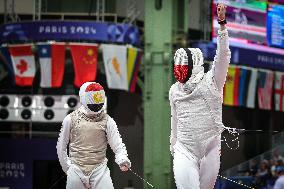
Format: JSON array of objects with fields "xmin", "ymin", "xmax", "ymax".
[{"xmin": 69, "ymin": 109, "xmax": 108, "ymax": 175}]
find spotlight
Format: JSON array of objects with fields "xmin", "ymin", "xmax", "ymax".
[
  {"xmin": 44, "ymin": 96, "xmax": 55, "ymax": 107},
  {"xmin": 22, "ymin": 96, "xmax": 32, "ymax": 107},
  {"xmin": 0, "ymin": 96, "xmax": 10, "ymax": 107},
  {"xmin": 67, "ymin": 97, "xmax": 78, "ymax": 108},
  {"xmin": 21, "ymin": 109, "xmax": 31, "ymax": 120},
  {"xmin": 44, "ymin": 109, "xmax": 54, "ymax": 120},
  {"xmin": 0, "ymin": 108, "xmax": 9, "ymax": 119}
]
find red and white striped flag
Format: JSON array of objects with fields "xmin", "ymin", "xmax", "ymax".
[
  {"xmin": 274, "ymin": 71, "xmax": 284, "ymax": 111},
  {"xmin": 9, "ymin": 44, "xmax": 36, "ymax": 86},
  {"xmin": 257, "ymin": 70, "xmax": 274, "ymax": 110}
]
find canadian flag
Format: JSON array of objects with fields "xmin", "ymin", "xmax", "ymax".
[{"xmin": 9, "ymin": 44, "xmax": 36, "ymax": 86}]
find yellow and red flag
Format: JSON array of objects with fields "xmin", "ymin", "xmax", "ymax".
[
  {"xmin": 127, "ymin": 47, "xmax": 142, "ymax": 93},
  {"xmin": 223, "ymin": 66, "xmax": 240, "ymax": 106}
]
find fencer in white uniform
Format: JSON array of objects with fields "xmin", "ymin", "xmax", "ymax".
[
  {"xmin": 169, "ymin": 4, "xmax": 230, "ymax": 189},
  {"xmin": 57, "ymin": 82, "xmax": 131, "ymax": 189}
]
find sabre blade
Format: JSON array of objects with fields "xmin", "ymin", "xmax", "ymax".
[
  {"xmin": 236, "ymin": 129, "xmax": 279, "ymax": 134},
  {"xmin": 129, "ymin": 168, "xmax": 154, "ymax": 188},
  {"xmin": 218, "ymin": 174, "xmax": 255, "ymax": 189}
]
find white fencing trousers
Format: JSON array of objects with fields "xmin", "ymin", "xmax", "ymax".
[
  {"xmin": 66, "ymin": 163, "xmax": 114, "ymax": 189},
  {"xmin": 173, "ymin": 140, "xmax": 220, "ymax": 189}
]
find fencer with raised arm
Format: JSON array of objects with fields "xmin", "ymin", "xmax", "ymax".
[{"xmin": 169, "ymin": 4, "xmax": 230, "ymax": 189}]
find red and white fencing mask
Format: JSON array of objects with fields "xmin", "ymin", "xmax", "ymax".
[
  {"xmin": 173, "ymin": 48, "xmax": 204, "ymax": 83},
  {"xmin": 79, "ymin": 82, "xmax": 106, "ymax": 114}
]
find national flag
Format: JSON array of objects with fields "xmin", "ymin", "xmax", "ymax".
[
  {"xmin": 9, "ymin": 44, "xmax": 36, "ymax": 86},
  {"xmin": 257, "ymin": 70, "xmax": 274, "ymax": 110},
  {"xmin": 0, "ymin": 46, "xmax": 15, "ymax": 84},
  {"xmin": 237, "ymin": 67, "xmax": 248, "ymax": 106},
  {"xmin": 223, "ymin": 66, "xmax": 258, "ymax": 108},
  {"xmin": 274, "ymin": 71, "xmax": 284, "ymax": 111},
  {"xmin": 127, "ymin": 47, "xmax": 142, "ymax": 93},
  {"xmin": 37, "ymin": 42, "xmax": 66, "ymax": 88},
  {"xmin": 102, "ymin": 44, "xmax": 128, "ymax": 91},
  {"xmin": 223, "ymin": 66, "xmax": 241, "ymax": 106},
  {"xmin": 237, "ymin": 67, "xmax": 258, "ymax": 108},
  {"xmin": 69, "ymin": 43, "xmax": 98, "ymax": 88}
]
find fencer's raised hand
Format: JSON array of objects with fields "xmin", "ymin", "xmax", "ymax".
[
  {"xmin": 217, "ymin": 3, "xmax": 227, "ymax": 22},
  {"xmin": 119, "ymin": 161, "xmax": 130, "ymax": 172}
]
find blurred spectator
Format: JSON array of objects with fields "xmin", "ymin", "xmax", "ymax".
[
  {"xmin": 273, "ymin": 149, "xmax": 284, "ymax": 162},
  {"xmin": 273, "ymin": 166, "xmax": 284, "ymax": 189},
  {"xmin": 237, "ymin": 150, "xmax": 284, "ymax": 188},
  {"xmin": 271, "ymin": 159, "xmax": 278, "ymax": 178},
  {"xmin": 249, "ymin": 159, "xmax": 259, "ymax": 176},
  {"xmin": 278, "ymin": 160, "xmax": 284, "ymax": 167},
  {"xmin": 255, "ymin": 159, "xmax": 270, "ymax": 188},
  {"xmin": 232, "ymin": 150, "xmax": 284, "ymax": 188}
]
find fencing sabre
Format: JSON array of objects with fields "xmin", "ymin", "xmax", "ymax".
[
  {"xmin": 129, "ymin": 168, "xmax": 155, "ymax": 188},
  {"xmin": 222, "ymin": 128, "xmax": 280, "ymax": 150},
  {"xmin": 48, "ymin": 174, "xmax": 66, "ymax": 189},
  {"xmin": 235, "ymin": 129, "xmax": 279, "ymax": 134},
  {"xmin": 48, "ymin": 169, "xmax": 155, "ymax": 188},
  {"xmin": 218, "ymin": 174, "xmax": 255, "ymax": 189},
  {"xmin": 129, "ymin": 168, "xmax": 256, "ymax": 189},
  {"xmin": 219, "ymin": 129, "xmax": 279, "ymax": 187}
]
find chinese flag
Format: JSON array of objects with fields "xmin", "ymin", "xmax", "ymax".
[{"xmin": 69, "ymin": 43, "xmax": 98, "ymax": 87}]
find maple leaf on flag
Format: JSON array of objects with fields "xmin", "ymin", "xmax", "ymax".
[{"xmin": 16, "ymin": 59, "xmax": 28, "ymax": 74}]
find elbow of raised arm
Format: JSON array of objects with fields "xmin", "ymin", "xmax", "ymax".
[{"xmin": 227, "ymin": 50, "xmax": 231, "ymax": 62}]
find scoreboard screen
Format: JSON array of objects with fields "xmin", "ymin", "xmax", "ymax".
[
  {"xmin": 267, "ymin": 4, "xmax": 284, "ymax": 48},
  {"xmin": 268, "ymin": 0, "xmax": 284, "ymax": 4},
  {"xmin": 212, "ymin": 0, "xmax": 267, "ymax": 44}
]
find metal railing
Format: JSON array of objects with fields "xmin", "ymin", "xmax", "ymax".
[
  {"xmin": 222, "ymin": 143, "xmax": 284, "ymax": 177},
  {"xmin": 2, "ymin": 12, "xmax": 119, "ymax": 23}
]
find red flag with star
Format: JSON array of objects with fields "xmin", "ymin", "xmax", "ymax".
[
  {"xmin": 8, "ymin": 44, "xmax": 36, "ymax": 86},
  {"xmin": 69, "ymin": 43, "xmax": 98, "ymax": 87}
]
